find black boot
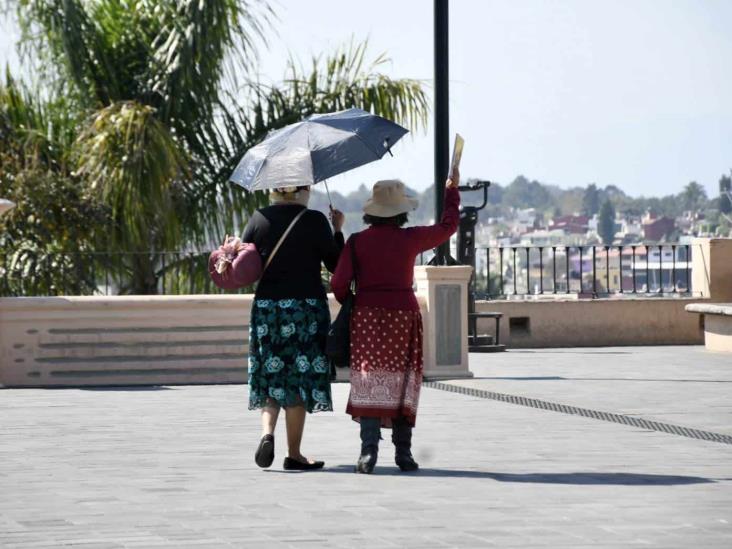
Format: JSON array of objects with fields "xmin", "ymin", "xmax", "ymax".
[
  {"xmin": 392, "ymin": 417, "xmax": 419, "ymax": 472},
  {"xmin": 355, "ymin": 417, "xmax": 381, "ymax": 474}
]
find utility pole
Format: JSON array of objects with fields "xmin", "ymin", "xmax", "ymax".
[{"xmin": 433, "ymin": 0, "xmax": 449, "ymax": 265}]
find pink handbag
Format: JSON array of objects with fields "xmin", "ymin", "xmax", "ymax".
[
  {"xmin": 209, "ymin": 240, "xmax": 262, "ymax": 290},
  {"xmin": 208, "ymin": 209, "xmax": 306, "ymax": 290}
]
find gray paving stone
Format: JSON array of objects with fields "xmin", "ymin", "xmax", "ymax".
[{"xmin": 1, "ymin": 346, "xmax": 731, "ymax": 548}]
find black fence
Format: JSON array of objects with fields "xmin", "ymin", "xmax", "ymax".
[
  {"xmin": 473, "ymin": 244, "xmax": 695, "ymax": 299},
  {"xmin": 0, "ymin": 251, "xmax": 238, "ymax": 297},
  {"xmin": 1, "ymin": 243, "xmax": 697, "ymax": 299}
]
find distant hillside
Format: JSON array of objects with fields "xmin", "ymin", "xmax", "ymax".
[{"xmin": 312, "ymin": 174, "xmax": 726, "ymax": 232}]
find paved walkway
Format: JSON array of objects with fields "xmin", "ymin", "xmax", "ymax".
[{"xmin": 1, "ymin": 346, "xmax": 731, "ymax": 548}]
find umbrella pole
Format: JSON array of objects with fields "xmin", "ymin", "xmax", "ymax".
[{"xmin": 323, "ymin": 180, "xmax": 333, "ymax": 209}]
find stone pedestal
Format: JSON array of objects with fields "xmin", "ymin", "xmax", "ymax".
[
  {"xmin": 415, "ymin": 265, "xmax": 474, "ymax": 380},
  {"xmin": 692, "ymin": 238, "xmax": 732, "ymax": 301}
]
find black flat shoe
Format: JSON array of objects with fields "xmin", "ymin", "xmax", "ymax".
[
  {"xmin": 283, "ymin": 457, "xmax": 324, "ymax": 471},
  {"xmin": 355, "ymin": 450, "xmax": 377, "ymax": 474},
  {"xmin": 255, "ymin": 434, "xmax": 274, "ymax": 468}
]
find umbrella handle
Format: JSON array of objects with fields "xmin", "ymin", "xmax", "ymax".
[{"xmin": 323, "ymin": 180, "xmax": 333, "ymax": 209}]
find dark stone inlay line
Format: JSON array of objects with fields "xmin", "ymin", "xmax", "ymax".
[
  {"xmin": 47, "ymin": 325, "xmax": 247, "ymax": 335},
  {"xmin": 424, "ymin": 381, "xmax": 732, "ymax": 446},
  {"xmin": 39, "ymin": 339, "xmax": 247, "ymax": 350},
  {"xmin": 37, "ymin": 353, "xmax": 246, "ymax": 364},
  {"xmin": 50, "ymin": 367, "xmax": 245, "ymax": 377}
]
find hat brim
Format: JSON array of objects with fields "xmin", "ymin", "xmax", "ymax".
[{"xmin": 363, "ymin": 196, "xmax": 419, "ymax": 218}]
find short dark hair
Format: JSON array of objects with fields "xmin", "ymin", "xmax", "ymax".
[{"xmin": 362, "ymin": 212, "xmax": 409, "ymax": 227}]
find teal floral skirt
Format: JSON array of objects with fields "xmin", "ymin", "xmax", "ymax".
[{"xmin": 248, "ymin": 298, "xmax": 333, "ymax": 413}]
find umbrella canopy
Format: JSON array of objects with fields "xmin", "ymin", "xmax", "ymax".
[
  {"xmin": 0, "ymin": 199, "xmax": 16, "ymax": 217},
  {"xmin": 229, "ymin": 108, "xmax": 408, "ymax": 192}
]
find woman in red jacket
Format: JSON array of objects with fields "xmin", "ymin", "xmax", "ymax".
[{"xmin": 331, "ymin": 170, "xmax": 460, "ymax": 474}]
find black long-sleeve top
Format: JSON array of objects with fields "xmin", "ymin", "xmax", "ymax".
[{"xmin": 242, "ymin": 204, "xmax": 345, "ymax": 300}]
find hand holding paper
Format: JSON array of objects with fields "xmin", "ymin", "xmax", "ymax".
[
  {"xmin": 449, "ymin": 133, "xmax": 464, "ymax": 179},
  {"xmin": 446, "ymin": 167, "xmax": 460, "ymax": 188},
  {"xmin": 446, "ymin": 133, "xmax": 464, "ymax": 188}
]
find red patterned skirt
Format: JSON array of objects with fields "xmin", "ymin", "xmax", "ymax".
[{"xmin": 346, "ymin": 306, "xmax": 423, "ymax": 428}]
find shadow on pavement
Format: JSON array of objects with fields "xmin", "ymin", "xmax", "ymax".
[
  {"xmin": 295, "ymin": 466, "xmax": 716, "ymax": 484},
  {"xmin": 509, "ymin": 350, "xmax": 633, "ymax": 355},
  {"xmin": 471, "ymin": 376, "xmax": 732, "ymax": 383}
]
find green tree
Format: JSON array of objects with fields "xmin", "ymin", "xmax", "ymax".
[
  {"xmin": 6, "ymin": 1, "xmax": 429, "ymax": 294},
  {"xmin": 720, "ymin": 171, "xmax": 732, "ymax": 215},
  {"xmin": 581, "ymin": 183, "xmax": 600, "ymax": 216},
  {"xmin": 0, "ymin": 74, "xmax": 109, "ymax": 295},
  {"xmin": 678, "ymin": 181, "xmax": 707, "ymax": 213},
  {"xmin": 598, "ymin": 199, "xmax": 616, "ymax": 245},
  {"xmin": 503, "ymin": 175, "xmax": 554, "ymax": 211}
]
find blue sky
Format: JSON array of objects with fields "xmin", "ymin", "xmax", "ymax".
[{"xmin": 2, "ymin": 0, "xmax": 731, "ymax": 198}]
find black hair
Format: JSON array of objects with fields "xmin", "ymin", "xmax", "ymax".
[{"xmin": 362, "ymin": 212, "xmax": 409, "ymax": 227}]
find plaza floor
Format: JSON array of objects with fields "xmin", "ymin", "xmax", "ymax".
[{"xmin": 1, "ymin": 346, "xmax": 731, "ymax": 548}]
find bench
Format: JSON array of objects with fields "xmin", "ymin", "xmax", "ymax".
[
  {"xmin": 468, "ymin": 311, "xmax": 506, "ymax": 352},
  {"xmin": 685, "ymin": 303, "xmax": 732, "ymax": 353}
]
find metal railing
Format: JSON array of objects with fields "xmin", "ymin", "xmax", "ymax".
[
  {"xmin": 473, "ymin": 244, "xmax": 696, "ymax": 299},
  {"xmin": 0, "ymin": 251, "xmax": 241, "ymax": 297},
  {"xmin": 1, "ymin": 243, "xmax": 700, "ymax": 299}
]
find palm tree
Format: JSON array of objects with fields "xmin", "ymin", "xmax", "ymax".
[
  {"xmin": 9, "ymin": 1, "xmax": 428, "ymax": 294},
  {"xmin": 204, "ymin": 41, "xmax": 429, "ymax": 243},
  {"xmin": 678, "ymin": 181, "xmax": 707, "ymax": 214},
  {"xmin": 0, "ymin": 72, "xmax": 108, "ymax": 296}
]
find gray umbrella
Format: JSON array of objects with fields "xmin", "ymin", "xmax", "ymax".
[{"xmin": 229, "ymin": 108, "xmax": 408, "ymax": 192}]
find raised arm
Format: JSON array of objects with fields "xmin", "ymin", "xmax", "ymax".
[{"xmin": 407, "ymin": 175, "xmax": 461, "ymax": 254}]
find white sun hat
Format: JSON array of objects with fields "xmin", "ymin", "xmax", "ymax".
[{"xmin": 363, "ymin": 180, "xmax": 419, "ymax": 218}]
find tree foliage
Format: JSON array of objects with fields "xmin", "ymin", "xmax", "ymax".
[
  {"xmin": 582, "ymin": 183, "xmax": 600, "ymax": 216},
  {"xmin": 0, "ymin": 73, "xmax": 108, "ymax": 295},
  {"xmin": 678, "ymin": 181, "xmax": 707, "ymax": 213},
  {"xmin": 3, "ymin": 2, "xmax": 429, "ymax": 295},
  {"xmin": 719, "ymin": 171, "xmax": 732, "ymax": 215},
  {"xmin": 598, "ymin": 199, "xmax": 616, "ymax": 245},
  {"xmin": 502, "ymin": 175, "xmax": 553, "ymax": 210}
]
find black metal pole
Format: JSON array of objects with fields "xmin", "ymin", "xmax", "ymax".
[{"xmin": 434, "ymin": 0, "xmax": 449, "ymax": 265}]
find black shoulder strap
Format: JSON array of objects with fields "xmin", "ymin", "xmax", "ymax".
[
  {"xmin": 263, "ymin": 208, "xmax": 307, "ymax": 272},
  {"xmin": 349, "ymin": 233, "xmax": 359, "ymax": 290}
]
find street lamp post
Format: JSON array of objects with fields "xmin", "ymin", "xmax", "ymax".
[{"xmin": 434, "ymin": 0, "xmax": 449, "ymax": 265}]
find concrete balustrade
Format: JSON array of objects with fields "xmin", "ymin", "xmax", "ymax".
[
  {"xmin": 414, "ymin": 265, "xmax": 473, "ymax": 379},
  {"xmin": 2, "ymin": 239, "xmax": 729, "ymax": 387},
  {"xmin": 474, "ymin": 238, "xmax": 732, "ymax": 349},
  {"xmin": 0, "ymin": 296, "xmax": 251, "ymax": 387},
  {"xmin": 474, "ymin": 298, "xmax": 705, "ymax": 348},
  {"xmin": 685, "ymin": 303, "xmax": 732, "ymax": 353},
  {"xmin": 0, "ymin": 267, "xmax": 476, "ymax": 387}
]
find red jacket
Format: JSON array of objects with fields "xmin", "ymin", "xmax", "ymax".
[{"xmin": 331, "ymin": 187, "xmax": 460, "ymax": 311}]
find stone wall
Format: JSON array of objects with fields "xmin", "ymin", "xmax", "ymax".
[
  {"xmin": 474, "ymin": 298, "xmax": 705, "ymax": 348},
  {"xmin": 0, "ymin": 296, "xmax": 253, "ymax": 387}
]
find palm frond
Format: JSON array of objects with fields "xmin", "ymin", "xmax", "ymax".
[
  {"xmin": 188, "ymin": 40, "xmax": 429, "ymax": 246},
  {"xmin": 74, "ymin": 100, "xmax": 188, "ymax": 252},
  {"xmin": 0, "ymin": 70, "xmax": 78, "ymax": 174}
]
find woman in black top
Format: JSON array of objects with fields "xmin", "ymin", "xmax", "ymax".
[{"xmin": 242, "ymin": 185, "xmax": 344, "ymax": 471}]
